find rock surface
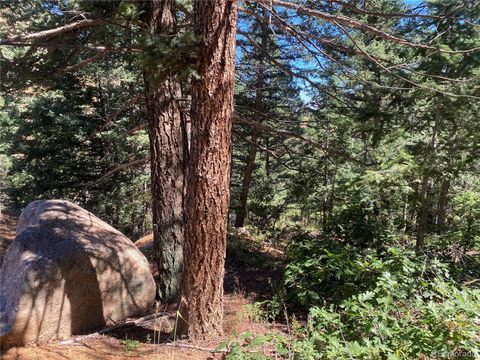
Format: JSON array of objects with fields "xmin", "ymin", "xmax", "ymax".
[{"xmin": 0, "ymin": 200, "xmax": 155, "ymax": 348}]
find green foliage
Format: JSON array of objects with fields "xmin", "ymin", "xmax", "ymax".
[
  {"xmin": 285, "ymin": 237, "xmax": 426, "ymax": 306},
  {"xmin": 284, "ymin": 238, "xmax": 480, "ymax": 359},
  {"xmin": 218, "ymin": 331, "xmax": 289, "ymax": 360},
  {"xmin": 2, "ymin": 2, "xmax": 480, "ymax": 358},
  {"xmin": 449, "ymin": 189, "xmax": 480, "ymax": 251},
  {"xmin": 120, "ymin": 339, "xmax": 140, "ymax": 353}
]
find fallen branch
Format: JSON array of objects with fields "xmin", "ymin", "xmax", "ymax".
[
  {"xmin": 161, "ymin": 342, "xmax": 228, "ymax": 353},
  {"xmin": 59, "ymin": 313, "xmax": 167, "ymax": 345}
]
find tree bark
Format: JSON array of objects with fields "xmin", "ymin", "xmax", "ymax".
[
  {"xmin": 416, "ymin": 175, "xmax": 431, "ymax": 250},
  {"xmin": 435, "ymin": 178, "xmax": 450, "ymax": 232},
  {"xmin": 144, "ymin": 0, "xmax": 185, "ymax": 302},
  {"xmin": 416, "ymin": 95, "xmax": 441, "ymax": 251},
  {"xmin": 401, "ymin": 193, "xmax": 408, "ymax": 232},
  {"xmin": 235, "ymin": 132, "xmax": 258, "ymax": 227},
  {"xmin": 178, "ymin": 0, "xmax": 237, "ymax": 339},
  {"xmin": 235, "ymin": 8, "xmax": 268, "ymax": 228}
]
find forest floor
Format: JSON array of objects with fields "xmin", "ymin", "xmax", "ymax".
[{"xmin": 0, "ymin": 213, "xmax": 286, "ymax": 360}]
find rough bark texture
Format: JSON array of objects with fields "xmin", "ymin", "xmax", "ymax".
[
  {"xmin": 144, "ymin": 0, "xmax": 185, "ymax": 302},
  {"xmin": 178, "ymin": 0, "xmax": 237, "ymax": 339},
  {"xmin": 235, "ymin": 9, "xmax": 267, "ymax": 228}
]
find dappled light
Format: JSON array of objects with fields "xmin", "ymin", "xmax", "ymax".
[
  {"xmin": 1, "ymin": 0, "xmax": 479, "ymax": 358},
  {"xmin": 0, "ymin": 200, "xmax": 155, "ymax": 348}
]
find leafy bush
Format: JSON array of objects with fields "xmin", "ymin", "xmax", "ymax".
[
  {"xmin": 121, "ymin": 339, "xmax": 140, "ymax": 354},
  {"xmin": 219, "ymin": 331, "xmax": 289, "ymax": 360},
  {"xmin": 285, "ymin": 236, "xmax": 425, "ymax": 307},
  {"xmin": 285, "ymin": 238, "xmax": 480, "ymax": 359}
]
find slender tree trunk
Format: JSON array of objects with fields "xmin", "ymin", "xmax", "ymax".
[
  {"xmin": 322, "ymin": 123, "xmax": 330, "ymax": 232},
  {"xmin": 178, "ymin": 0, "xmax": 238, "ymax": 339},
  {"xmin": 144, "ymin": 0, "xmax": 185, "ymax": 302},
  {"xmin": 401, "ymin": 193, "xmax": 408, "ymax": 232},
  {"xmin": 235, "ymin": 9, "xmax": 267, "ymax": 228},
  {"xmin": 416, "ymin": 95, "xmax": 441, "ymax": 250},
  {"xmin": 235, "ymin": 133, "xmax": 258, "ymax": 227},
  {"xmin": 435, "ymin": 121, "xmax": 457, "ymax": 234},
  {"xmin": 416, "ymin": 176, "xmax": 431, "ymax": 250},
  {"xmin": 265, "ymin": 136, "xmax": 271, "ymax": 177},
  {"xmin": 436, "ymin": 178, "xmax": 450, "ymax": 232},
  {"xmin": 322, "ymin": 162, "xmax": 329, "ymax": 232}
]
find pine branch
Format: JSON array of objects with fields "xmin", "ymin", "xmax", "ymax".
[
  {"xmin": 2, "ymin": 19, "xmax": 106, "ymax": 44},
  {"xmin": 242, "ymin": 7, "xmax": 477, "ymax": 97},
  {"xmin": 326, "ymin": 0, "xmax": 451, "ymax": 20},
  {"xmin": 240, "ymin": 33, "xmax": 349, "ymax": 106},
  {"xmin": 335, "ymin": 22, "xmax": 480, "ymax": 99},
  {"xmin": 87, "ymin": 93, "xmax": 144, "ymax": 140},
  {"xmin": 253, "ymin": 0, "xmax": 480, "ymax": 54},
  {"xmin": 59, "ymin": 49, "xmax": 117, "ymax": 73},
  {"xmin": 245, "ymin": 6, "xmax": 470, "ymax": 84},
  {"xmin": 234, "ymin": 116, "xmax": 361, "ymax": 163},
  {"xmin": 86, "ymin": 157, "xmax": 149, "ymax": 189}
]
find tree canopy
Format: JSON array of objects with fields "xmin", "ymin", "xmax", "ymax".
[{"xmin": 1, "ymin": 0, "xmax": 479, "ymax": 356}]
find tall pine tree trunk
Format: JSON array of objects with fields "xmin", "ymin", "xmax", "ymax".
[
  {"xmin": 235, "ymin": 132, "xmax": 258, "ymax": 227},
  {"xmin": 144, "ymin": 0, "xmax": 185, "ymax": 302},
  {"xmin": 178, "ymin": 0, "xmax": 237, "ymax": 339},
  {"xmin": 436, "ymin": 178, "xmax": 450, "ymax": 232},
  {"xmin": 235, "ymin": 11, "xmax": 267, "ymax": 228},
  {"xmin": 416, "ymin": 95, "xmax": 441, "ymax": 250}
]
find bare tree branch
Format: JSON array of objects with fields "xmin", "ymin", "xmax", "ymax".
[
  {"xmin": 326, "ymin": 0, "xmax": 451, "ymax": 20},
  {"xmin": 2, "ymin": 19, "xmax": 106, "ymax": 44},
  {"xmin": 240, "ymin": 32, "xmax": 350, "ymax": 106},
  {"xmin": 59, "ymin": 49, "xmax": 117, "ymax": 73},
  {"xmin": 87, "ymin": 93, "xmax": 144, "ymax": 140},
  {"xmin": 234, "ymin": 115, "xmax": 363, "ymax": 164},
  {"xmin": 86, "ymin": 157, "xmax": 149, "ymax": 189},
  {"xmin": 126, "ymin": 123, "xmax": 148, "ymax": 136},
  {"xmin": 253, "ymin": 0, "xmax": 480, "ymax": 54},
  {"xmin": 234, "ymin": 115, "xmax": 326, "ymax": 152},
  {"xmin": 0, "ymin": 42, "xmax": 138, "ymax": 52}
]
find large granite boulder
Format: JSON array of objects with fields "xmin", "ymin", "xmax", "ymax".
[{"xmin": 0, "ymin": 200, "xmax": 156, "ymax": 348}]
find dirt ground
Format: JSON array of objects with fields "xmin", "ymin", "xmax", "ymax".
[
  {"xmin": 0, "ymin": 295, "xmax": 269, "ymax": 359},
  {"xmin": 0, "ymin": 213, "xmax": 284, "ymax": 359},
  {"xmin": 1, "ymin": 293, "xmax": 278, "ymax": 359}
]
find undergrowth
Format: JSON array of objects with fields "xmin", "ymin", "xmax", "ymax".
[{"xmin": 225, "ymin": 233, "xmax": 480, "ymax": 359}]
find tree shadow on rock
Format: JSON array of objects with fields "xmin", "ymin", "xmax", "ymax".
[{"xmin": 0, "ymin": 200, "xmax": 154, "ymax": 348}]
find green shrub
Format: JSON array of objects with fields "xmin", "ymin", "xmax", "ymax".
[
  {"xmin": 285, "ymin": 238, "xmax": 480, "ymax": 359},
  {"xmin": 285, "ymin": 237, "xmax": 424, "ymax": 307},
  {"xmin": 219, "ymin": 331, "xmax": 289, "ymax": 359},
  {"xmin": 121, "ymin": 339, "xmax": 140, "ymax": 354}
]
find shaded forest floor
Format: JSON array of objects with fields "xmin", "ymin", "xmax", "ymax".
[{"xmin": 0, "ymin": 214, "xmax": 286, "ymax": 360}]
